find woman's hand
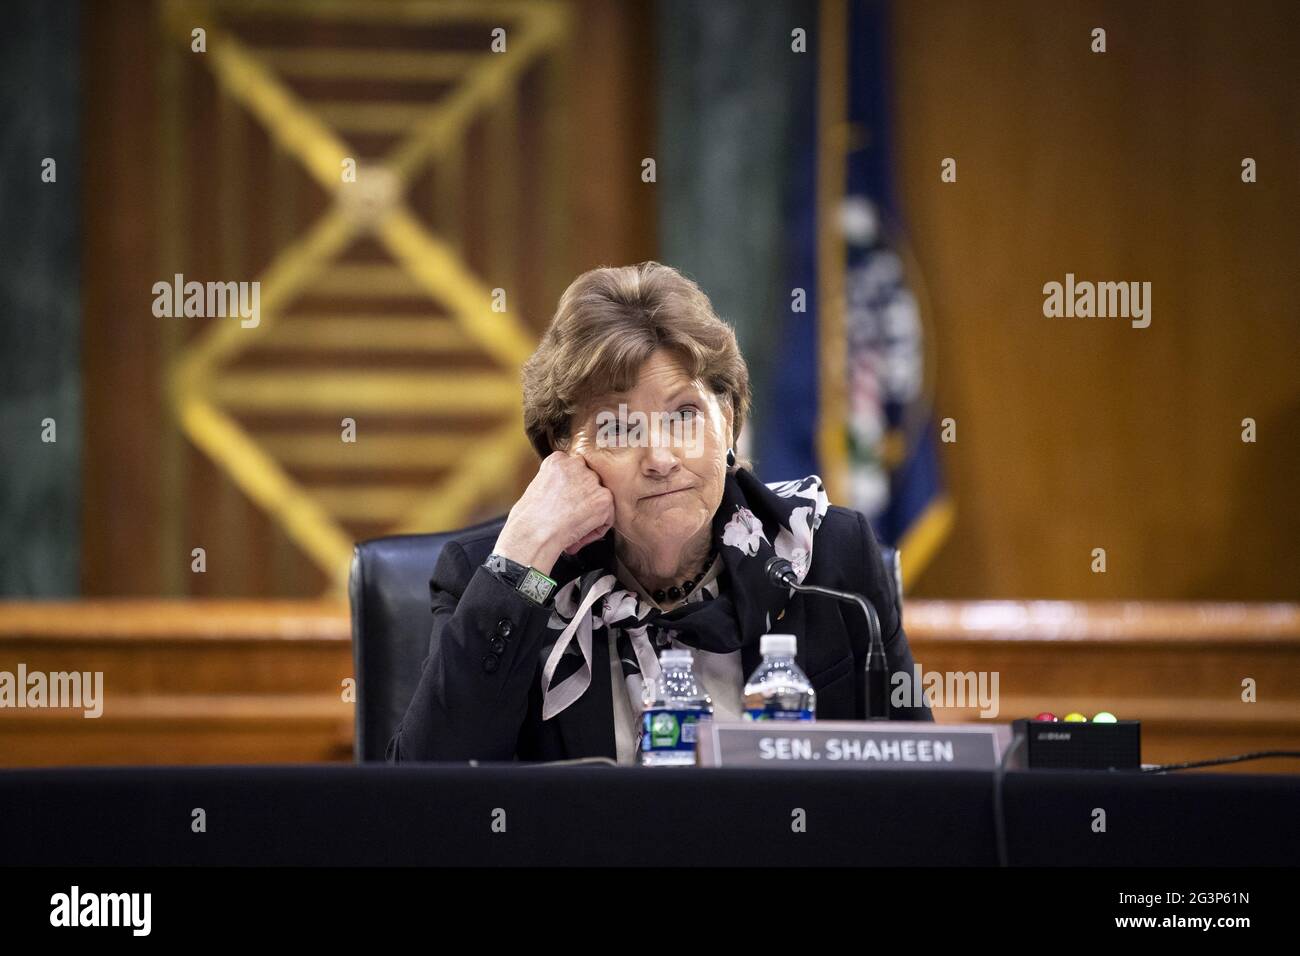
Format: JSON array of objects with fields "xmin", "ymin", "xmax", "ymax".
[{"xmin": 492, "ymin": 451, "xmax": 615, "ymax": 576}]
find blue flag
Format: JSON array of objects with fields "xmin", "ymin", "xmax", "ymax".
[{"xmin": 761, "ymin": 0, "xmax": 952, "ymax": 584}]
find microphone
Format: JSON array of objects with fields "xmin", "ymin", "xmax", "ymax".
[{"xmin": 765, "ymin": 556, "xmax": 891, "ymax": 720}]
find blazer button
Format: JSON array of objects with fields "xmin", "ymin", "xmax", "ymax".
[
  {"xmin": 496, "ymin": 619, "xmax": 513, "ymax": 637},
  {"xmin": 482, "ymin": 653, "xmax": 501, "ymax": 674},
  {"xmin": 488, "ymin": 636, "xmax": 507, "ymax": 655}
]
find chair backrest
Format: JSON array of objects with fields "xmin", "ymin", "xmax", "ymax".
[
  {"xmin": 348, "ymin": 514, "xmax": 505, "ymax": 763},
  {"xmin": 349, "ymin": 519, "xmax": 901, "ymax": 763}
]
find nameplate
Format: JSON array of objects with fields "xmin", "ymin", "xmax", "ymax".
[{"xmin": 696, "ymin": 720, "xmax": 1011, "ymax": 770}]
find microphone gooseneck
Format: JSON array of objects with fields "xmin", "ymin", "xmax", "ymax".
[{"xmin": 763, "ymin": 556, "xmax": 891, "ymax": 720}]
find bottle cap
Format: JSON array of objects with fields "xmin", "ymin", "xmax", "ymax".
[
  {"xmin": 659, "ymin": 648, "xmax": 693, "ymax": 666},
  {"xmin": 760, "ymin": 633, "xmax": 797, "ymax": 657}
]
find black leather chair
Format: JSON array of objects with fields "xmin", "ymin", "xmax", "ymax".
[{"xmin": 348, "ymin": 516, "xmax": 903, "ymax": 763}]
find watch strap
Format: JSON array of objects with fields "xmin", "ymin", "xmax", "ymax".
[{"xmin": 484, "ymin": 553, "xmax": 556, "ymax": 606}]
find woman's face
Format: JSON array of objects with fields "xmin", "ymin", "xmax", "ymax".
[{"xmin": 565, "ymin": 349, "xmax": 732, "ymax": 565}]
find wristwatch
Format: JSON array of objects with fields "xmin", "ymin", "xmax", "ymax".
[{"xmin": 484, "ymin": 553, "xmax": 557, "ymax": 607}]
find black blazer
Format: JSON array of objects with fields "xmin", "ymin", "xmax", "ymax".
[{"xmin": 388, "ymin": 504, "xmax": 933, "ymax": 762}]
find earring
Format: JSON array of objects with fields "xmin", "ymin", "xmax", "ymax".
[{"xmin": 726, "ymin": 447, "xmax": 736, "ymax": 467}]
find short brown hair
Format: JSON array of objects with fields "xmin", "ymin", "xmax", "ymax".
[{"xmin": 522, "ymin": 261, "xmax": 751, "ymax": 460}]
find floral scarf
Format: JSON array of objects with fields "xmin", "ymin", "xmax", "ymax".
[{"xmin": 540, "ymin": 468, "xmax": 830, "ymax": 722}]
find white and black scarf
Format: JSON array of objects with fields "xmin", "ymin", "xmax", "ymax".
[{"xmin": 540, "ymin": 468, "xmax": 830, "ymax": 721}]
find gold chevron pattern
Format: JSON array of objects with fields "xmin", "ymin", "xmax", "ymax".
[{"xmin": 158, "ymin": 0, "xmax": 572, "ymax": 591}]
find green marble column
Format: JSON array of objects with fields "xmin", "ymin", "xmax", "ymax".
[
  {"xmin": 656, "ymin": 0, "xmax": 815, "ymax": 465},
  {"xmin": 0, "ymin": 0, "xmax": 81, "ymax": 595}
]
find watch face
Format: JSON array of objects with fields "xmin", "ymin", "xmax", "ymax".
[{"xmin": 519, "ymin": 568, "xmax": 554, "ymax": 604}]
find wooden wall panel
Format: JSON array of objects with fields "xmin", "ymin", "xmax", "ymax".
[
  {"xmin": 81, "ymin": 0, "xmax": 163, "ymax": 596},
  {"xmin": 911, "ymin": 601, "xmax": 1300, "ymax": 774},
  {"xmin": 0, "ymin": 601, "xmax": 352, "ymax": 765},
  {"xmin": 891, "ymin": 0, "xmax": 1300, "ymax": 600},
  {"xmin": 80, "ymin": 0, "xmax": 656, "ymax": 599}
]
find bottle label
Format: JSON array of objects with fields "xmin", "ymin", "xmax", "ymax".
[
  {"xmin": 743, "ymin": 708, "xmax": 814, "ymax": 721},
  {"xmin": 641, "ymin": 708, "xmax": 710, "ymax": 752}
]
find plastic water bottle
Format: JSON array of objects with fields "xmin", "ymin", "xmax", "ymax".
[
  {"xmin": 743, "ymin": 634, "xmax": 815, "ymax": 721},
  {"xmin": 639, "ymin": 649, "xmax": 713, "ymax": 766}
]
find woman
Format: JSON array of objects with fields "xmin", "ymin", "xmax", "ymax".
[{"xmin": 388, "ymin": 261, "xmax": 932, "ymax": 763}]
